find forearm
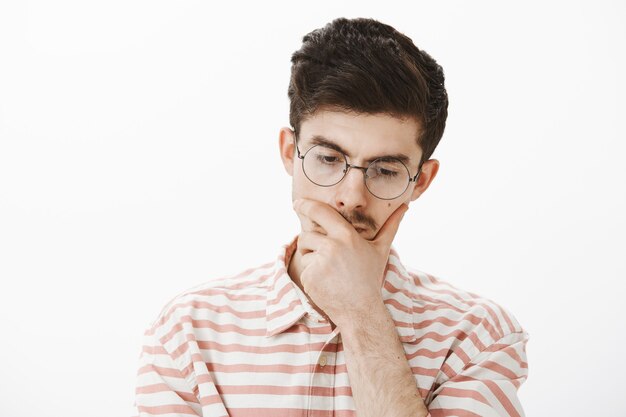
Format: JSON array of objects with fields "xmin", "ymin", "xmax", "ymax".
[{"xmin": 337, "ymin": 300, "xmax": 429, "ymax": 417}]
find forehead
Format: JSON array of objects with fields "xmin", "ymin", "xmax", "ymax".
[{"xmin": 298, "ymin": 109, "xmax": 423, "ymax": 163}]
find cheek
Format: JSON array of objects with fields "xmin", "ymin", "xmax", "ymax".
[
  {"xmin": 374, "ymin": 202, "xmax": 404, "ymax": 228},
  {"xmin": 292, "ymin": 169, "xmax": 325, "ymax": 200}
]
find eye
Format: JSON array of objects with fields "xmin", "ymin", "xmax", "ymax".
[
  {"xmin": 311, "ymin": 147, "xmax": 344, "ymax": 165},
  {"xmin": 368, "ymin": 158, "xmax": 406, "ymax": 179},
  {"xmin": 377, "ymin": 167, "xmax": 399, "ymax": 177},
  {"xmin": 316, "ymin": 154, "xmax": 341, "ymax": 164}
]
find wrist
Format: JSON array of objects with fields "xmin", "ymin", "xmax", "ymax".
[{"xmin": 335, "ymin": 298, "xmax": 389, "ymax": 337}]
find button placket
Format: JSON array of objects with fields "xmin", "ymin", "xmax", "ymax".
[{"xmin": 308, "ymin": 330, "xmax": 339, "ymax": 417}]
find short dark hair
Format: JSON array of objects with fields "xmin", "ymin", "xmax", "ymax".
[{"xmin": 288, "ymin": 17, "xmax": 448, "ymax": 164}]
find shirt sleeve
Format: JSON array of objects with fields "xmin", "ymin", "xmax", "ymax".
[
  {"xmin": 427, "ymin": 331, "xmax": 529, "ymax": 417},
  {"xmin": 132, "ymin": 327, "xmax": 202, "ymax": 417}
]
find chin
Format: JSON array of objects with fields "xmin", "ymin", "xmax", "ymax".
[{"xmin": 357, "ymin": 229, "xmax": 374, "ymax": 240}]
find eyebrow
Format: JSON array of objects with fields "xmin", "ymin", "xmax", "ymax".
[{"xmin": 306, "ymin": 135, "xmax": 413, "ymax": 166}]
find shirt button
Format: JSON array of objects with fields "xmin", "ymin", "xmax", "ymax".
[{"xmin": 319, "ymin": 355, "xmax": 327, "ymax": 367}]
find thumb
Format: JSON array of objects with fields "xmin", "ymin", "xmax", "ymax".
[{"xmin": 373, "ymin": 203, "xmax": 409, "ymax": 250}]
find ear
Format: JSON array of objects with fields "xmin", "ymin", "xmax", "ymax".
[
  {"xmin": 409, "ymin": 159, "xmax": 440, "ymax": 202},
  {"xmin": 278, "ymin": 127, "xmax": 296, "ymax": 176}
]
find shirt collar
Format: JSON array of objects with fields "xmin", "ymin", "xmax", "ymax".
[
  {"xmin": 265, "ymin": 235, "xmax": 418, "ymax": 343},
  {"xmin": 265, "ymin": 235, "xmax": 309, "ymax": 337}
]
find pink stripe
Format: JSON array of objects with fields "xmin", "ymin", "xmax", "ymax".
[
  {"xmin": 228, "ymin": 409, "xmax": 356, "ymax": 417},
  {"xmin": 481, "ymin": 303, "xmax": 504, "ymax": 339},
  {"xmin": 414, "ymin": 313, "xmax": 481, "ymax": 329},
  {"xmin": 136, "ymin": 383, "xmax": 199, "ymax": 404},
  {"xmin": 141, "ymin": 344, "xmax": 168, "ymax": 355},
  {"xmin": 196, "ymin": 340, "xmax": 328, "ymax": 354},
  {"xmin": 382, "ymin": 268, "xmax": 414, "ymax": 299},
  {"xmin": 417, "ymin": 329, "xmax": 470, "ymax": 344},
  {"xmin": 467, "ymin": 331, "xmax": 487, "ymax": 352},
  {"xmin": 266, "ymin": 298, "xmax": 301, "ymax": 321},
  {"xmin": 478, "ymin": 360, "xmax": 521, "ymax": 380},
  {"xmin": 215, "ymin": 384, "xmax": 353, "ymax": 397},
  {"xmin": 437, "ymin": 386, "xmax": 490, "ymax": 405},
  {"xmin": 169, "ymin": 299, "xmax": 266, "ymax": 320},
  {"xmin": 186, "ymin": 290, "xmax": 265, "ymax": 302},
  {"xmin": 482, "ymin": 380, "xmax": 522, "ymax": 417},
  {"xmin": 199, "ymin": 394, "xmax": 224, "ymax": 406},
  {"xmin": 484, "ymin": 342, "xmax": 528, "ymax": 370},
  {"xmin": 410, "ymin": 366, "xmax": 440, "ymax": 378},
  {"xmin": 495, "ymin": 303, "xmax": 517, "ymax": 333},
  {"xmin": 506, "ymin": 349, "xmax": 528, "ymax": 370},
  {"xmin": 207, "ymin": 362, "xmax": 319, "ymax": 374},
  {"xmin": 420, "ymin": 274, "xmax": 477, "ymax": 307},
  {"xmin": 384, "ymin": 297, "xmax": 412, "ymax": 314},
  {"xmin": 415, "ymin": 312, "xmax": 502, "ymax": 344},
  {"xmin": 453, "ymin": 345, "xmax": 472, "ymax": 365},
  {"xmin": 441, "ymin": 362, "xmax": 456, "ymax": 379},
  {"xmin": 186, "ymin": 317, "xmax": 266, "ymax": 335},
  {"xmin": 413, "ymin": 301, "xmax": 469, "ymax": 315},
  {"xmin": 159, "ymin": 321, "xmax": 184, "ymax": 344},
  {"xmin": 429, "ymin": 408, "xmax": 482, "ymax": 417},
  {"xmin": 267, "ymin": 276, "xmax": 297, "ymax": 306},
  {"xmin": 477, "ymin": 319, "xmax": 503, "ymax": 347},
  {"xmin": 405, "ymin": 347, "xmax": 452, "ymax": 360},
  {"xmin": 196, "ymin": 373, "xmax": 213, "ymax": 385},
  {"xmin": 283, "ymin": 322, "xmax": 335, "ymax": 335}
]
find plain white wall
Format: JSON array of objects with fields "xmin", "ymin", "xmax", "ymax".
[{"xmin": 0, "ymin": 1, "xmax": 624, "ymax": 416}]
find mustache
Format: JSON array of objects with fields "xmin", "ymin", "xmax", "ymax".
[{"xmin": 339, "ymin": 210, "xmax": 377, "ymax": 230}]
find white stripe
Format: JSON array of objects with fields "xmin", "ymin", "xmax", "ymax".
[{"xmin": 220, "ymin": 393, "xmax": 355, "ymax": 410}]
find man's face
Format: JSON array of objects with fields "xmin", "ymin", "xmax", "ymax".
[{"xmin": 279, "ymin": 109, "xmax": 439, "ymax": 240}]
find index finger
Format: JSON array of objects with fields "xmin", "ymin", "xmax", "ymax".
[
  {"xmin": 372, "ymin": 202, "xmax": 408, "ymax": 250},
  {"xmin": 297, "ymin": 210, "xmax": 327, "ymax": 235},
  {"xmin": 293, "ymin": 198, "xmax": 353, "ymax": 239}
]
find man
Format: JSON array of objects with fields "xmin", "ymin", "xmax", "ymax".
[{"xmin": 133, "ymin": 17, "xmax": 529, "ymax": 417}]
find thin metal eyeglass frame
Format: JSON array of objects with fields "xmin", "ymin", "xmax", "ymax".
[{"xmin": 293, "ymin": 130, "xmax": 423, "ymax": 201}]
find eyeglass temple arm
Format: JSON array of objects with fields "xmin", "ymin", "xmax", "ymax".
[
  {"xmin": 410, "ymin": 159, "xmax": 425, "ymax": 182},
  {"xmin": 293, "ymin": 129, "xmax": 304, "ymax": 159}
]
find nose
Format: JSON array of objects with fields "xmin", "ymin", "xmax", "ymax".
[{"xmin": 333, "ymin": 165, "xmax": 369, "ymax": 211}]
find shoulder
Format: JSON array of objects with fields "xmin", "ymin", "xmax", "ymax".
[
  {"xmin": 403, "ymin": 266, "xmax": 529, "ymax": 386},
  {"xmin": 406, "ymin": 266, "xmax": 526, "ymax": 340},
  {"xmin": 402, "ymin": 265, "xmax": 529, "ymax": 375},
  {"xmin": 146, "ymin": 260, "xmax": 276, "ymax": 339}
]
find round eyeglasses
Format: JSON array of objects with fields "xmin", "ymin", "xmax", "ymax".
[{"xmin": 294, "ymin": 132, "xmax": 423, "ymax": 200}]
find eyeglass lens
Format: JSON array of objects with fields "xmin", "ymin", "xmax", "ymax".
[{"xmin": 302, "ymin": 145, "xmax": 410, "ymax": 200}]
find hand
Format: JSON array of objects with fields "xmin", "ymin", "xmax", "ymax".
[{"xmin": 292, "ymin": 198, "xmax": 408, "ymax": 328}]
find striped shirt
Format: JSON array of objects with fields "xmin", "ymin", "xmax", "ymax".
[{"xmin": 133, "ymin": 236, "xmax": 529, "ymax": 417}]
